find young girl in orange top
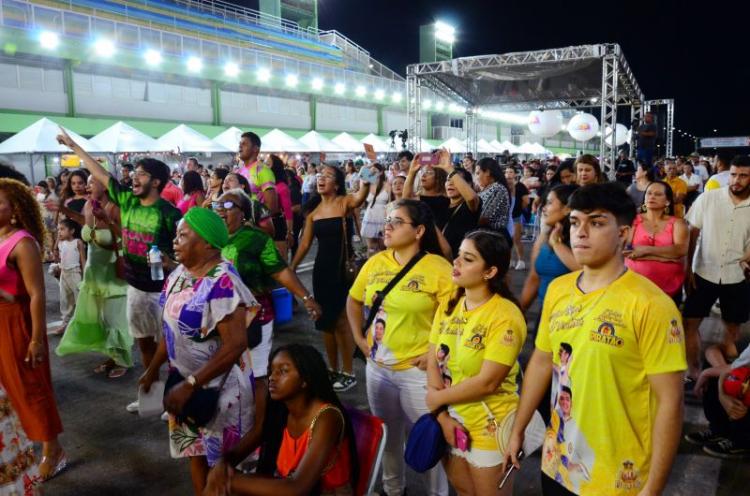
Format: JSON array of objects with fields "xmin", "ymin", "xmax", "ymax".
[{"xmin": 204, "ymin": 344, "xmax": 358, "ymax": 496}]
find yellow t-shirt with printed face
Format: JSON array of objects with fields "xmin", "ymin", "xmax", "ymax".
[
  {"xmin": 429, "ymin": 294, "xmax": 527, "ymax": 450},
  {"xmin": 349, "ymin": 250, "xmax": 453, "ymax": 370},
  {"xmin": 535, "ymin": 269, "xmax": 686, "ymax": 496}
]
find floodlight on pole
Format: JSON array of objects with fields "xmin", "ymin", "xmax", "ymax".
[
  {"xmin": 257, "ymin": 67, "xmax": 271, "ymax": 82},
  {"xmin": 355, "ymin": 86, "xmax": 367, "ymax": 97},
  {"xmin": 434, "ymin": 21, "xmax": 455, "ymax": 44},
  {"xmin": 94, "ymin": 38, "xmax": 116, "ymax": 57},
  {"xmin": 374, "ymin": 89, "xmax": 385, "ymax": 101},
  {"xmin": 144, "ymin": 49, "xmax": 162, "ymax": 66},
  {"xmin": 311, "ymin": 77, "xmax": 324, "ymax": 90},
  {"xmin": 285, "ymin": 74, "xmax": 299, "ymax": 88},
  {"xmin": 224, "ymin": 62, "xmax": 240, "ymax": 77},
  {"xmin": 187, "ymin": 56, "xmax": 203, "ymax": 73},
  {"xmin": 334, "ymin": 82, "xmax": 346, "ymax": 95},
  {"xmin": 39, "ymin": 31, "xmax": 59, "ymax": 50}
]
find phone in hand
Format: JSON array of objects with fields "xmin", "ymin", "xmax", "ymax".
[
  {"xmin": 359, "ymin": 166, "xmax": 375, "ymax": 183},
  {"xmin": 499, "ymin": 450, "xmax": 524, "ymax": 489},
  {"xmin": 419, "ymin": 152, "xmax": 440, "ymax": 166},
  {"xmin": 455, "ymin": 428, "xmax": 469, "ymax": 452}
]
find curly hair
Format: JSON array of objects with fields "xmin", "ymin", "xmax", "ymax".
[{"xmin": 0, "ymin": 178, "xmax": 46, "ymax": 247}]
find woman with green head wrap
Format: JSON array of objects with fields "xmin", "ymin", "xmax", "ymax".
[{"xmin": 139, "ymin": 207, "xmax": 260, "ymax": 494}]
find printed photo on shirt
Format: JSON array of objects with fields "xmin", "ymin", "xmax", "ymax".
[{"xmin": 436, "ymin": 343, "xmax": 452, "ymax": 387}]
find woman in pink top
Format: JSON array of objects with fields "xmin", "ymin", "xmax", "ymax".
[
  {"xmin": 177, "ymin": 170, "xmax": 206, "ymax": 215},
  {"xmin": 268, "ymin": 155, "xmax": 294, "ymax": 262},
  {"xmin": 0, "ymin": 178, "xmax": 66, "ymax": 481},
  {"xmin": 625, "ymin": 180, "xmax": 689, "ymax": 303}
]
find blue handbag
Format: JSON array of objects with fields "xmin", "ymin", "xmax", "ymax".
[{"xmin": 404, "ymin": 413, "xmax": 447, "ymax": 472}]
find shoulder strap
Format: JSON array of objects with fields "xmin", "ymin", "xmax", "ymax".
[{"xmin": 361, "ymin": 251, "xmax": 426, "ymax": 333}]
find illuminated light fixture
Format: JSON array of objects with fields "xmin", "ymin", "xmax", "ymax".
[
  {"xmin": 355, "ymin": 85, "xmax": 367, "ymax": 97},
  {"xmin": 590, "ymin": 97, "xmax": 598, "ymax": 103},
  {"xmin": 368, "ymin": 63, "xmax": 374, "ymax": 69},
  {"xmin": 285, "ymin": 74, "xmax": 299, "ymax": 88},
  {"xmin": 94, "ymin": 38, "xmax": 115, "ymax": 57},
  {"xmin": 448, "ymin": 102, "xmax": 461, "ymax": 113},
  {"xmin": 39, "ymin": 31, "xmax": 59, "ymax": 50},
  {"xmin": 334, "ymin": 82, "xmax": 346, "ymax": 95},
  {"xmin": 311, "ymin": 77, "xmax": 324, "ymax": 90},
  {"xmin": 435, "ymin": 101, "xmax": 445, "ymax": 111},
  {"xmin": 434, "ymin": 21, "xmax": 456, "ymax": 44},
  {"xmin": 186, "ymin": 56, "xmax": 203, "ymax": 73},
  {"xmin": 144, "ymin": 49, "xmax": 162, "ymax": 66},
  {"xmin": 224, "ymin": 62, "xmax": 240, "ymax": 77},
  {"xmin": 392, "ymin": 92, "xmax": 402, "ymax": 103},
  {"xmin": 374, "ymin": 89, "xmax": 385, "ymax": 101},
  {"xmin": 257, "ymin": 67, "xmax": 271, "ymax": 82},
  {"xmin": 423, "ymin": 99, "xmax": 432, "ymax": 110}
]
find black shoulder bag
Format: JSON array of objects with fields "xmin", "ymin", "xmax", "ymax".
[{"xmin": 354, "ymin": 251, "xmax": 426, "ymax": 360}]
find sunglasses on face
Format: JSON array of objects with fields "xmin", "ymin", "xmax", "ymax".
[{"xmin": 212, "ymin": 201, "xmax": 238, "ymax": 211}]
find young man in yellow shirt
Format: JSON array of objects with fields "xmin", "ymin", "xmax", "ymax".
[{"xmin": 504, "ymin": 182, "xmax": 686, "ymax": 495}]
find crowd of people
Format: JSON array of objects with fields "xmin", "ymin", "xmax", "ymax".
[{"xmin": 0, "ymin": 124, "xmax": 748, "ymax": 496}]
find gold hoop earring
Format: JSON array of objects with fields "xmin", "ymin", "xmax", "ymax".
[{"xmin": 10, "ymin": 217, "xmax": 17, "ymax": 225}]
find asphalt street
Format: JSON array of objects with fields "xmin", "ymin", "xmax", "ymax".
[{"xmin": 40, "ymin": 242, "xmax": 750, "ymax": 495}]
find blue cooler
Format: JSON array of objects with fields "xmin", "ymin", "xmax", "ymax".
[{"xmin": 271, "ymin": 288, "xmax": 293, "ymax": 324}]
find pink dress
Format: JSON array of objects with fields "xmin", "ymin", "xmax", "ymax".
[
  {"xmin": 176, "ymin": 191, "xmax": 201, "ymax": 215},
  {"xmin": 625, "ymin": 215, "xmax": 685, "ymax": 296}
]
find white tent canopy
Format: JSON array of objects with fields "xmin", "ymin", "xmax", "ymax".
[
  {"xmin": 212, "ymin": 127, "xmax": 243, "ymax": 152},
  {"xmin": 489, "ymin": 139, "xmax": 518, "ymax": 154},
  {"xmin": 90, "ymin": 121, "xmax": 169, "ymax": 153},
  {"xmin": 332, "ymin": 132, "xmax": 365, "ymax": 152},
  {"xmin": 476, "ymin": 139, "xmax": 498, "ymax": 154},
  {"xmin": 261, "ymin": 129, "xmax": 310, "ymax": 153},
  {"xmin": 299, "ymin": 131, "xmax": 343, "ymax": 152},
  {"xmin": 516, "ymin": 142, "xmax": 537, "ymax": 154},
  {"xmin": 438, "ymin": 137, "xmax": 469, "ymax": 154},
  {"xmin": 0, "ymin": 117, "xmax": 101, "ymax": 154},
  {"xmin": 360, "ymin": 133, "xmax": 390, "ymax": 153},
  {"xmin": 529, "ymin": 142, "xmax": 551, "ymax": 155},
  {"xmin": 157, "ymin": 125, "xmax": 232, "ymax": 153}
]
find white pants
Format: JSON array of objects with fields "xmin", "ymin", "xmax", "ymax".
[
  {"xmin": 366, "ymin": 361, "xmax": 449, "ymax": 496},
  {"xmin": 59, "ymin": 268, "xmax": 81, "ymax": 324},
  {"xmin": 126, "ymin": 286, "xmax": 162, "ymax": 340}
]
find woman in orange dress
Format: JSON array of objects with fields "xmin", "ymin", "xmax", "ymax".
[{"xmin": 0, "ymin": 178, "xmax": 65, "ymax": 481}]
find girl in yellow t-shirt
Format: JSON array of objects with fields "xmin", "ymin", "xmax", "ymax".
[
  {"xmin": 347, "ymin": 199, "xmax": 453, "ymax": 496},
  {"xmin": 426, "ymin": 230, "xmax": 527, "ymax": 495}
]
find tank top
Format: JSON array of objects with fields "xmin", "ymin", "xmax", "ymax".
[
  {"xmin": 535, "ymin": 242, "xmax": 570, "ymax": 302},
  {"xmin": 0, "ymin": 230, "xmax": 33, "ymax": 296},
  {"xmin": 59, "ymin": 239, "xmax": 81, "ymax": 270},
  {"xmin": 625, "ymin": 215, "xmax": 684, "ymax": 296},
  {"xmin": 276, "ymin": 404, "xmax": 351, "ymax": 491}
]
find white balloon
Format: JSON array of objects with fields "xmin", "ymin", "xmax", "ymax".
[
  {"xmin": 528, "ymin": 110, "xmax": 563, "ymax": 137},
  {"xmin": 604, "ymin": 124, "xmax": 630, "ymax": 146},
  {"xmin": 567, "ymin": 113, "xmax": 599, "ymax": 142}
]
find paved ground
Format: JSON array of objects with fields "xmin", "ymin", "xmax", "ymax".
[{"xmin": 41, "ymin": 241, "xmax": 750, "ymax": 495}]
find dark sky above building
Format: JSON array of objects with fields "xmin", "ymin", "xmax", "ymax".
[{"xmin": 237, "ymin": 0, "xmax": 749, "ymax": 141}]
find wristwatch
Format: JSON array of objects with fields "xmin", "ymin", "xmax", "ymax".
[{"xmin": 186, "ymin": 374, "xmax": 197, "ymax": 388}]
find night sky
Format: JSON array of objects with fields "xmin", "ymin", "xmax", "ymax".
[{"xmin": 237, "ymin": 0, "xmax": 749, "ymax": 150}]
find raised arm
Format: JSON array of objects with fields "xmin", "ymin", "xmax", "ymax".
[
  {"xmin": 402, "ymin": 156, "xmax": 421, "ymax": 199},
  {"xmin": 437, "ymin": 150, "xmax": 479, "ymax": 211},
  {"xmin": 57, "ymin": 128, "xmax": 111, "ymax": 187},
  {"xmin": 345, "ymin": 179, "xmax": 371, "ymax": 210}
]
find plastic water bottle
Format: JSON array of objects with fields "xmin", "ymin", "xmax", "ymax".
[{"xmin": 149, "ymin": 245, "xmax": 164, "ymax": 281}]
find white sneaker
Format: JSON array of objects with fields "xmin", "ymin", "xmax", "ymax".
[
  {"xmin": 125, "ymin": 400, "xmax": 139, "ymax": 414},
  {"xmin": 160, "ymin": 411, "xmax": 169, "ymax": 422},
  {"xmin": 515, "ymin": 260, "xmax": 526, "ymax": 270}
]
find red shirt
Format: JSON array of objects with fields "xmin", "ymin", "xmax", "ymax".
[{"xmin": 160, "ymin": 181, "xmax": 182, "ymax": 206}]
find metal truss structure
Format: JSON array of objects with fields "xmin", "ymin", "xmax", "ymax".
[
  {"xmin": 407, "ymin": 44, "xmax": 673, "ymax": 169},
  {"xmin": 644, "ymin": 99, "xmax": 675, "ymax": 158}
]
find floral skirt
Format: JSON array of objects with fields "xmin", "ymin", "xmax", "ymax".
[{"xmin": 0, "ymin": 383, "xmax": 41, "ymax": 496}]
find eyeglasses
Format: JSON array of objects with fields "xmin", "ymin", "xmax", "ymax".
[
  {"xmin": 212, "ymin": 201, "xmax": 238, "ymax": 211},
  {"xmin": 384, "ymin": 217, "xmax": 415, "ymax": 228}
]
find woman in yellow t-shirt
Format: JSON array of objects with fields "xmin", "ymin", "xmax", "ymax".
[
  {"xmin": 347, "ymin": 199, "xmax": 453, "ymax": 495},
  {"xmin": 426, "ymin": 230, "xmax": 527, "ymax": 495}
]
